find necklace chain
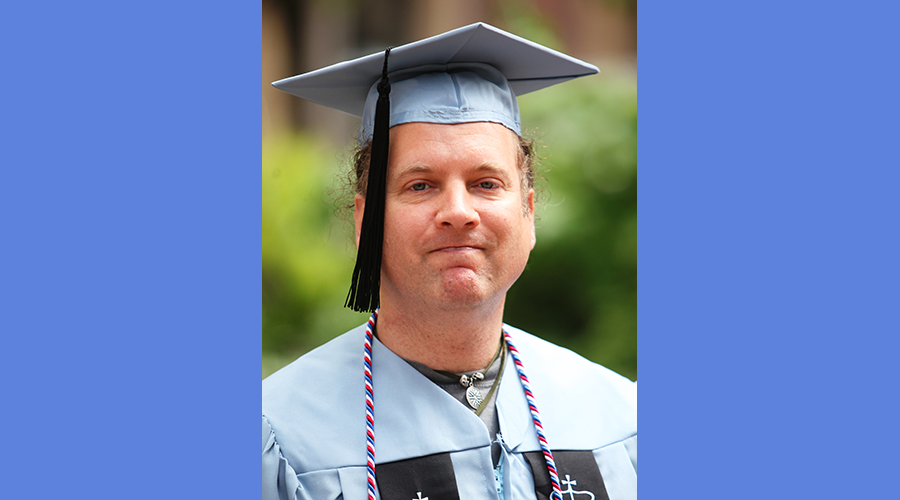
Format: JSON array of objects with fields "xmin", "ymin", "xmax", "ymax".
[
  {"xmin": 363, "ymin": 310, "xmax": 562, "ymax": 500},
  {"xmin": 436, "ymin": 338, "xmax": 504, "ymax": 412}
]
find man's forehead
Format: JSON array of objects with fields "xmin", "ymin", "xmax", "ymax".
[
  {"xmin": 388, "ymin": 121, "xmax": 519, "ymax": 146},
  {"xmin": 388, "ymin": 122, "xmax": 520, "ymax": 167}
]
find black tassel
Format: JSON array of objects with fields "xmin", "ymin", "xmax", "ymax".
[{"xmin": 346, "ymin": 47, "xmax": 392, "ymax": 312}]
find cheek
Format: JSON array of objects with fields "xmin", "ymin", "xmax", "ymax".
[
  {"xmin": 383, "ymin": 206, "xmax": 426, "ymax": 252},
  {"xmin": 492, "ymin": 203, "xmax": 532, "ymax": 236},
  {"xmin": 386, "ymin": 205, "xmax": 420, "ymax": 231}
]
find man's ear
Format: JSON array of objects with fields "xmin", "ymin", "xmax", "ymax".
[
  {"xmin": 527, "ymin": 189, "xmax": 536, "ymax": 250},
  {"xmin": 353, "ymin": 194, "xmax": 365, "ymax": 248}
]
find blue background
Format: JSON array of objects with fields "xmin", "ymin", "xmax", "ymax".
[
  {"xmin": 640, "ymin": 1, "xmax": 900, "ymax": 498},
  {"xmin": 2, "ymin": 1, "xmax": 898, "ymax": 499},
  {"xmin": 2, "ymin": 1, "xmax": 259, "ymax": 498}
]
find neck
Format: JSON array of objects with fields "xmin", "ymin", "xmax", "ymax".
[{"xmin": 375, "ymin": 299, "xmax": 505, "ymax": 373}]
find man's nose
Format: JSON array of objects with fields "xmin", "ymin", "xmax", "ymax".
[{"xmin": 436, "ymin": 184, "xmax": 480, "ymax": 228}]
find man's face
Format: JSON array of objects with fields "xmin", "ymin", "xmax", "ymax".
[{"xmin": 355, "ymin": 121, "xmax": 536, "ymax": 313}]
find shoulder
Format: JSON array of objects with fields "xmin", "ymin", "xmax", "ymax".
[
  {"xmin": 503, "ymin": 324, "xmax": 637, "ymax": 445},
  {"xmin": 504, "ymin": 324, "xmax": 636, "ymax": 397},
  {"xmin": 262, "ymin": 324, "xmax": 364, "ymax": 403},
  {"xmin": 262, "ymin": 325, "xmax": 369, "ymax": 474}
]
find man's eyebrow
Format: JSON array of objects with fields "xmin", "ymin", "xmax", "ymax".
[
  {"xmin": 395, "ymin": 163, "xmax": 511, "ymax": 177},
  {"xmin": 471, "ymin": 164, "xmax": 511, "ymax": 177},
  {"xmin": 395, "ymin": 164, "xmax": 433, "ymax": 176}
]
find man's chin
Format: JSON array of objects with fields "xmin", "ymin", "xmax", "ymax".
[{"xmin": 436, "ymin": 272, "xmax": 494, "ymax": 308}]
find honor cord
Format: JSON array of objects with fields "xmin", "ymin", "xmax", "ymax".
[{"xmin": 363, "ymin": 311, "xmax": 562, "ymax": 500}]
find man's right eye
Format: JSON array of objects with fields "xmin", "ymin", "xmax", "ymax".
[{"xmin": 411, "ymin": 183, "xmax": 428, "ymax": 191}]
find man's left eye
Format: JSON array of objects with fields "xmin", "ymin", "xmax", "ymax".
[{"xmin": 478, "ymin": 181, "xmax": 497, "ymax": 189}]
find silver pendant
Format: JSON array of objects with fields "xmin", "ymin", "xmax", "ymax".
[{"xmin": 466, "ymin": 385, "xmax": 484, "ymax": 409}]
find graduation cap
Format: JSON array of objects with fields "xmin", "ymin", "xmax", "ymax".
[{"xmin": 272, "ymin": 22, "xmax": 599, "ymax": 313}]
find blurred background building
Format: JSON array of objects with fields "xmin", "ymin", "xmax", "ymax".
[
  {"xmin": 263, "ymin": 0, "xmax": 635, "ymax": 142},
  {"xmin": 262, "ymin": 0, "xmax": 637, "ymax": 380}
]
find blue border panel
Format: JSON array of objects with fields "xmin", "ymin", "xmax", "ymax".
[
  {"xmin": 2, "ymin": 1, "xmax": 259, "ymax": 498},
  {"xmin": 641, "ymin": 2, "xmax": 900, "ymax": 499}
]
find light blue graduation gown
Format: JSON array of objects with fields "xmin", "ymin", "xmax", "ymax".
[{"xmin": 262, "ymin": 324, "xmax": 637, "ymax": 500}]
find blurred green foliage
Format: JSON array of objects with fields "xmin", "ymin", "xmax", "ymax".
[
  {"xmin": 262, "ymin": 135, "xmax": 372, "ymax": 368},
  {"xmin": 263, "ymin": 74, "xmax": 636, "ymax": 381},
  {"xmin": 508, "ymin": 74, "xmax": 637, "ymax": 381}
]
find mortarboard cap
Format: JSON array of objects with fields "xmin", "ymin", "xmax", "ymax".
[
  {"xmin": 273, "ymin": 22, "xmax": 598, "ymax": 144},
  {"xmin": 272, "ymin": 22, "xmax": 599, "ymax": 312}
]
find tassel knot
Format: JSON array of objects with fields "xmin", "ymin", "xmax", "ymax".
[{"xmin": 377, "ymin": 47, "xmax": 392, "ymax": 95}]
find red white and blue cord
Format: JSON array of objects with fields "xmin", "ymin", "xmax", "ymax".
[
  {"xmin": 363, "ymin": 311, "xmax": 561, "ymax": 500},
  {"xmin": 504, "ymin": 328, "xmax": 563, "ymax": 500},
  {"xmin": 363, "ymin": 311, "xmax": 378, "ymax": 500}
]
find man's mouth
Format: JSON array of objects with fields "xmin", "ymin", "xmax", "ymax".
[{"xmin": 431, "ymin": 245, "xmax": 482, "ymax": 253}]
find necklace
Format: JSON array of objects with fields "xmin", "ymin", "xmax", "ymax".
[
  {"xmin": 362, "ymin": 310, "xmax": 563, "ymax": 500},
  {"xmin": 476, "ymin": 342, "xmax": 506, "ymax": 416},
  {"xmin": 435, "ymin": 339, "xmax": 504, "ymax": 412}
]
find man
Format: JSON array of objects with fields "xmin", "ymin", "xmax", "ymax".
[{"xmin": 263, "ymin": 23, "xmax": 636, "ymax": 500}]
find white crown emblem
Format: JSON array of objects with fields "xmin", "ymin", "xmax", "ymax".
[{"xmin": 560, "ymin": 474, "xmax": 595, "ymax": 500}]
